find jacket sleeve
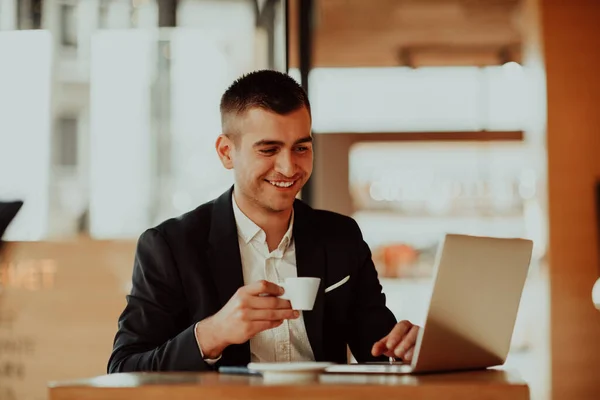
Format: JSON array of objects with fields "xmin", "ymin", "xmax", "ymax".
[
  {"xmin": 346, "ymin": 220, "xmax": 398, "ymax": 362},
  {"xmin": 107, "ymin": 228, "xmax": 212, "ymax": 372}
]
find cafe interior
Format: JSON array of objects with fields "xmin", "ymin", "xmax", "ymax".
[{"xmin": 0, "ymin": 0, "xmax": 599, "ymax": 399}]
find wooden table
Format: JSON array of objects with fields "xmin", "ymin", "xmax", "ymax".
[{"xmin": 48, "ymin": 369, "xmax": 529, "ymax": 400}]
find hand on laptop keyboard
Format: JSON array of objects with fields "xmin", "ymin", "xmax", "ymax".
[{"xmin": 371, "ymin": 320, "xmax": 420, "ymax": 362}]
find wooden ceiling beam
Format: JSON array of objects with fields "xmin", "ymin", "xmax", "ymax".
[{"xmin": 288, "ymin": 0, "xmax": 523, "ymax": 68}]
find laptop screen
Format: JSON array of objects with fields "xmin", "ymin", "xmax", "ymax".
[{"xmin": 0, "ymin": 200, "xmax": 24, "ymax": 245}]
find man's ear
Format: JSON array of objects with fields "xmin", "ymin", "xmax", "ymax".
[{"xmin": 216, "ymin": 134, "xmax": 234, "ymax": 169}]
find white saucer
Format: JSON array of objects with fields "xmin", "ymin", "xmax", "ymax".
[{"xmin": 247, "ymin": 362, "xmax": 334, "ymax": 383}]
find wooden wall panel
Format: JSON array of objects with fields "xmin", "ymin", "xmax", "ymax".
[
  {"xmin": 542, "ymin": 1, "xmax": 600, "ymax": 399},
  {"xmin": 0, "ymin": 240, "xmax": 136, "ymax": 399}
]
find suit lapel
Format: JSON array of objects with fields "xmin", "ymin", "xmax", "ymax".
[
  {"xmin": 293, "ymin": 200, "xmax": 326, "ymax": 361},
  {"xmin": 207, "ymin": 187, "xmax": 250, "ymax": 366}
]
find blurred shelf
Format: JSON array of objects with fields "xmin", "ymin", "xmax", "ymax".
[
  {"xmin": 314, "ymin": 130, "xmax": 524, "ymax": 141},
  {"xmin": 354, "ymin": 210, "xmax": 527, "ymax": 249},
  {"xmin": 353, "ymin": 209, "xmax": 525, "ymax": 220}
]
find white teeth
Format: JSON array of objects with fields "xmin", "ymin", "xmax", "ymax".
[{"xmin": 269, "ymin": 180, "xmax": 294, "ymax": 188}]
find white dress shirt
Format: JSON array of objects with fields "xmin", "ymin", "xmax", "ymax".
[{"xmin": 232, "ymin": 194, "xmax": 315, "ymax": 363}]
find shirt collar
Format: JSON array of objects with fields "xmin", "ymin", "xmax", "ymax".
[
  {"xmin": 280, "ymin": 211, "xmax": 294, "ymax": 251},
  {"xmin": 231, "ymin": 193, "xmax": 294, "ymax": 251},
  {"xmin": 232, "ymin": 193, "xmax": 261, "ymax": 244}
]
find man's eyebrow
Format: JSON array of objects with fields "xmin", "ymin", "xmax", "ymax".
[
  {"xmin": 294, "ymin": 136, "xmax": 313, "ymax": 145},
  {"xmin": 253, "ymin": 139, "xmax": 284, "ymax": 147},
  {"xmin": 252, "ymin": 136, "xmax": 313, "ymax": 147}
]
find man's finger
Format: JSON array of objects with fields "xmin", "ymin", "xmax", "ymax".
[
  {"xmin": 385, "ymin": 320, "xmax": 413, "ymax": 351},
  {"xmin": 393, "ymin": 325, "xmax": 420, "ymax": 358},
  {"xmin": 246, "ymin": 309, "xmax": 299, "ymax": 321},
  {"xmin": 371, "ymin": 333, "xmax": 389, "ymax": 356},
  {"xmin": 244, "ymin": 280, "xmax": 283, "ymax": 296},
  {"xmin": 249, "ymin": 296, "xmax": 292, "ymax": 310},
  {"xmin": 404, "ymin": 346, "xmax": 415, "ymax": 362},
  {"xmin": 371, "ymin": 339, "xmax": 388, "ymax": 357}
]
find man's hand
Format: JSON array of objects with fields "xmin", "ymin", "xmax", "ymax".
[
  {"xmin": 371, "ymin": 320, "xmax": 420, "ymax": 362},
  {"xmin": 195, "ymin": 280, "xmax": 298, "ymax": 359}
]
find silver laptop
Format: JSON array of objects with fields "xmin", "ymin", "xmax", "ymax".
[{"xmin": 326, "ymin": 233, "xmax": 533, "ymax": 375}]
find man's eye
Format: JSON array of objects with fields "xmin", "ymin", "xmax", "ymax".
[
  {"xmin": 295, "ymin": 146, "xmax": 309, "ymax": 152},
  {"xmin": 259, "ymin": 148, "xmax": 277, "ymax": 155}
]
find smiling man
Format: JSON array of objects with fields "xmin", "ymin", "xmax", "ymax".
[{"xmin": 108, "ymin": 70, "xmax": 419, "ymax": 372}]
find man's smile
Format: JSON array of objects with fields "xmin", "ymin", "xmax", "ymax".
[{"xmin": 265, "ymin": 179, "xmax": 297, "ymax": 189}]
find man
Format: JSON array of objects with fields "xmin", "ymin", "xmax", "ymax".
[{"xmin": 108, "ymin": 70, "xmax": 419, "ymax": 372}]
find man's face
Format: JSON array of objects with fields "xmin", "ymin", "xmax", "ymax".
[{"xmin": 217, "ymin": 106, "xmax": 313, "ymax": 213}]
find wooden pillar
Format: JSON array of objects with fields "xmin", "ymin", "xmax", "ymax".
[{"xmin": 542, "ymin": 1, "xmax": 600, "ymax": 399}]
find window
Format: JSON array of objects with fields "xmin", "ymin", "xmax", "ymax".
[
  {"xmin": 289, "ymin": 65, "xmax": 529, "ymax": 133},
  {"xmin": 60, "ymin": 3, "xmax": 77, "ymax": 48},
  {"xmin": 98, "ymin": 0, "xmax": 110, "ymax": 28},
  {"xmin": 16, "ymin": 0, "xmax": 43, "ymax": 29},
  {"xmin": 55, "ymin": 117, "xmax": 78, "ymax": 167}
]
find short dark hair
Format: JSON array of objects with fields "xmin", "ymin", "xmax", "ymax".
[{"xmin": 220, "ymin": 70, "xmax": 311, "ymax": 138}]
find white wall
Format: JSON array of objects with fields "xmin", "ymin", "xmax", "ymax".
[
  {"xmin": 0, "ymin": 31, "xmax": 53, "ymax": 240},
  {"xmin": 0, "ymin": 0, "xmax": 17, "ymax": 30},
  {"xmin": 88, "ymin": 30, "xmax": 154, "ymax": 239}
]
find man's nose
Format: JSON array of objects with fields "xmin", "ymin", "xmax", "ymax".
[{"xmin": 274, "ymin": 150, "xmax": 295, "ymax": 177}]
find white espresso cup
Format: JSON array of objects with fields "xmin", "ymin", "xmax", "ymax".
[{"xmin": 278, "ymin": 277, "xmax": 321, "ymax": 310}]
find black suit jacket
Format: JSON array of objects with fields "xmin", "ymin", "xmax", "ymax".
[{"xmin": 108, "ymin": 188, "xmax": 397, "ymax": 372}]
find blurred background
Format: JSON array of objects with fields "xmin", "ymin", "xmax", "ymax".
[{"xmin": 0, "ymin": 1, "xmax": 599, "ymax": 399}]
